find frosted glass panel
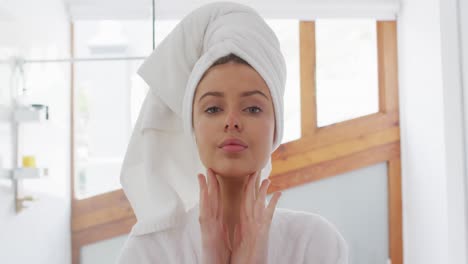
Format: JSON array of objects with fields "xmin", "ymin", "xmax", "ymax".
[
  {"xmin": 271, "ymin": 162, "xmax": 389, "ymax": 264},
  {"xmin": 265, "ymin": 19, "xmax": 301, "ymax": 144},
  {"xmin": 73, "ymin": 19, "xmax": 159, "ymax": 199},
  {"xmin": 73, "ymin": 59, "xmax": 147, "ymax": 199},
  {"xmin": 81, "ymin": 235, "xmax": 128, "ymax": 264},
  {"xmin": 316, "ymin": 19, "xmax": 379, "ymax": 127}
]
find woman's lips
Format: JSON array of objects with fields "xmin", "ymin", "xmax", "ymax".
[
  {"xmin": 219, "ymin": 137, "xmax": 248, "ymax": 153},
  {"xmin": 221, "ymin": 144, "xmax": 247, "ymax": 153}
]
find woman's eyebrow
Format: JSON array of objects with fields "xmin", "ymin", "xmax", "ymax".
[
  {"xmin": 240, "ymin": 90, "xmax": 269, "ymax": 100},
  {"xmin": 198, "ymin": 90, "xmax": 269, "ymax": 102}
]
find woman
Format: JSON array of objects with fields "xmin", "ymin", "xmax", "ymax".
[{"xmin": 117, "ymin": 2, "xmax": 348, "ymax": 263}]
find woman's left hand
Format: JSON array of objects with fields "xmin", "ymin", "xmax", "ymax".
[{"xmin": 230, "ymin": 171, "xmax": 282, "ymax": 264}]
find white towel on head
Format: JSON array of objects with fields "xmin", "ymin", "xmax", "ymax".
[{"xmin": 120, "ymin": 1, "xmax": 287, "ymax": 236}]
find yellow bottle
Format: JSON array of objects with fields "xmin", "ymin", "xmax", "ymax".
[{"xmin": 22, "ymin": 155, "xmax": 36, "ymax": 168}]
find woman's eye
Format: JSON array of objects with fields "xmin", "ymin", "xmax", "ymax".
[
  {"xmin": 244, "ymin": 106, "xmax": 262, "ymax": 113},
  {"xmin": 205, "ymin": 106, "xmax": 221, "ymax": 114},
  {"xmin": 204, "ymin": 106, "xmax": 262, "ymax": 114}
]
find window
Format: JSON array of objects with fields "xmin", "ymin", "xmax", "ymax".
[
  {"xmin": 315, "ymin": 19, "xmax": 379, "ymax": 127},
  {"xmin": 265, "ymin": 20, "xmax": 301, "ymax": 143},
  {"xmin": 73, "ymin": 20, "xmax": 156, "ymax": 198}
]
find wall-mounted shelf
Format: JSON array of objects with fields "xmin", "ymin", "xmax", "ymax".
[
  {"xmin": 1, "ymin": 101, "xmax": 50, "ymax": 213},
  {"xmin": 14, "ymin": 105, "xmax": 48, "ymax": 122},
  {"xmin": 0, "ymin": 168, "xmax": 48, "ymax": 180},
  {"xmin": 0, "ymin": 104, "xmax": 49, "ymax": 123},
  {"xmin": 14, "ymin": 167, "xmax": 48, "ymax": 179}
]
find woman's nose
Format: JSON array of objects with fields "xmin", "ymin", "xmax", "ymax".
[{"xmin": 224, "ymin": 111, "xmax": 241, "ymax": 131}]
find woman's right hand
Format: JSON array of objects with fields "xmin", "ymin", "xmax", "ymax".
[{"xmin": 197, "ymin": 168, "xmax": 231, "ymax": 264}]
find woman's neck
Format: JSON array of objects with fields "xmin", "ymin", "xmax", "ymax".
[{"xmin": 216, "ymin": 174, "xmax": 259, "ymax": 247}]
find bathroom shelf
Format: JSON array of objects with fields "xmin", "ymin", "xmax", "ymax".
[
  {"xmin": 0, "ymin": 99, "xmax": 50, "ymax": 212},
  {"xmin": 13, "ymin": 167, "xmax": 48, "ymax": 179},
  {"xmin": 14, "ymin": 105, "xmax": 48, "ymax": 122},
  {"xmin": 0, "ymin": 104, "xmax": 49, "ymax": 123},
  {"xmin": 0, "ymin": 168, "xmax": 48, "ymax": 180}
]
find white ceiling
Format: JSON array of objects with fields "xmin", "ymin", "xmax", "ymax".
[
  {"xmin": 0, "ymin": 0, "xmax": 400, "ymax": 21},
  {"xmin": 62, "ymin": 0, "xmax": 291, "ymax": 20},
  {"xmin": 64, "ymin": 0, "xmax": 400, "ymax": 20},
  {"xmin": 63, "ymin": 0, "xmax": 152, "ymax": 20},
  {"xmin": 0, "ymin": 0, "xmax": 68, "ymax": 21}
]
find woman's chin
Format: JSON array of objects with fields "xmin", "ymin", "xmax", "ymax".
[{"xmin": 210, "ymin": 165, "xmax": 255, "ymax": 179}]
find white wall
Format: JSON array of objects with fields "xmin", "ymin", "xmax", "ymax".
[
  {"xmin": 440, "ymin": 0, "xmax": 468, "ymax": 263},
  {"xmin": 459, "ymin": 0, "xmax": 468, "ymax": 260},
  {"xmin": 462, "ymin": 0, "xmax": 468, "ymax": 113},
  {"xmin": 398, "ymin": 0, "xmax": 467, "ymax": 263},
  {"xmin": 0, "ymin": 1, "xmax": 72, "ymax": 263}
]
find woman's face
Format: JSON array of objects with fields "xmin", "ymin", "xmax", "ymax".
[{"xmin": 192, "ymin": 62, "xmax": 276, "ymax": 178}]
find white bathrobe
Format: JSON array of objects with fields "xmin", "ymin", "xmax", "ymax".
[{"xmin": 116, "ymin": 204, "xmax": 348, "ymax": 264}]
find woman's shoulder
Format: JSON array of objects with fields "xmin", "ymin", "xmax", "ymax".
[
  {"xmin": 116, "ymin": 207, "xmax": 202, "ymax": 263},
  {"xmin": 272, "ymin": 208, "xmax": 349, "ymax": 263},
  {"xmin": 274, "ymin": 207, "xmax": 340, "ymax": 232}
]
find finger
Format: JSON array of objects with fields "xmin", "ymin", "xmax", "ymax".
[
  {"xmin": 223, "ymin": 223, "xmax": 232, "ymax": 251},
  {"xmin": 244, "ymin": 172, "xmax": 257, "ymax": 219},
  {"xmin": 252, "ymin": 171, "xmax": 259, "ymax": 201},
  {"xmin": 233, "ymin": 224, "xmax": 240, "ymax": 249},
  {"xmin": 198, "ymin": 173, "xmax": 208, "ymax": 214},
  {"xmin": 207, "ymin": 168, "xmax": 213, "ymax": 195},
  {"xmin": 215, "ymin": 171, "xmax": 223, "ymax": 219},
  {"xmin": 252, "ymin": 171, "xmax": 260, "ymax": 208},
  {"xmin": 207, "ymin": 168, "xmax": 218, "ymax": 215},
  {"xmin": 255, "ymin": 179, "xmax": 270, "ymax": 219},
  {"xmin": 266, "ymin": 191, "xmax": 282, "ymax": 220},
  {"xmin": 198, "ymin": 173, "xmax": 207, "ymax": 200},
  {"xmin": 240, "ymin": 173, "xmax": 252, "ymax": 220}
]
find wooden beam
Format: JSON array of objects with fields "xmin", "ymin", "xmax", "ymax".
[
  {"xmin": 72, "ymin": 195, "xmax": 134, "ymax": 232},
  {"xmin": 73, "ymin": 189, "xmax": 129, "ymax": 216},
  {"xmin": 388, "ymin": 158, "xmax": 403, "ymax": 264},
  {"xmin": 73, "ymin": 216, "xmax": 136, "ymax": 247},
  {"xmin": 272, "ymin": 126, "xmax": 400, "ymax": 175},
  {"xmin": 269, "ymin": 141, "xmax": 400, "ymax": 193},
  {"xmin": 378, "ymin": 21, "xmax": 399, "ymax": 113},
  {"xmin": 273, "ymin": 111, "xmax": 399, "ymax": 159},
  {"xmin": 300, "ymin": 21, "xmax": 317, "ymax": 137}
]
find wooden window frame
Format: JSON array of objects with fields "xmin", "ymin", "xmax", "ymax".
[{"xmin": 70, "ymin": 21, "xmax": 403, "ymax": 264}]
